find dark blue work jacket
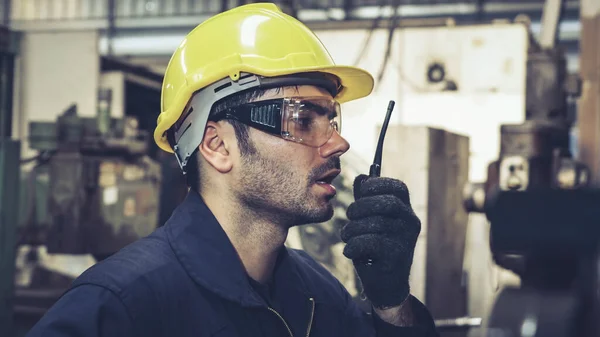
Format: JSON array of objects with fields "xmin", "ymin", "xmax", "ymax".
[{"xmin": 26, "ymin": 191, "xmax": 437, "ymax": 337}]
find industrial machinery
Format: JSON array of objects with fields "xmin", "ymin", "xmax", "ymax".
[
  {"xmin": 463, "ymin": 0, "xmax": 600, "ymax": 336},
  {"xmin": 21, "ymin": 100, "xmax": 161, "ymax": 259},
  {"xmin": 10, "ymin": 98, "xmax": 162, "ymax": 336}
]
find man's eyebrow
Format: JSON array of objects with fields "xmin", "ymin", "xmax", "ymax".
[{"xmin": 302, "ymin": 101, "xmax": 337, "ymax": 117}]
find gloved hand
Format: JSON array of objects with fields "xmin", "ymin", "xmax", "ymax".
[{"xmin": 341, "ymin": 174, "xmax": 421, "ymax": 309}]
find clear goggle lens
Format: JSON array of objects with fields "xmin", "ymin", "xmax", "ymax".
[{"xmin": 281, "ymin": 97, "xmax": 341, "ymax": 147}]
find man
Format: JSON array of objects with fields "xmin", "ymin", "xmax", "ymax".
[{"xmin": 27, "ymin": 3, "xmax": 437, "ymax": 336}]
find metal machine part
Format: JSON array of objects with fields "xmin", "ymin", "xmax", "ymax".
[
  {"xmin": 487, "ymin": 288, "xmax": 579, "ymax": 337},
  {"xmin": 25, "ymin": 104, "xmax": 161, "ymax": 257},
  {"xmin": 434, "ymin": 317, "xmax": 482, "ymax": 331},
  {"xmin": 463, "ymin": 31, "xmax": 586, "ymax": 210},
  {"xmin": 461, "ymin": 0, "xmax": 600, "ymax": 336},
  {"xmin": 463, "ymin": 49, "xmax": 587, "ymax": 209},
  {"xmin": 461, "ymin": 5, "xmax": 593, "ymax": 265}
]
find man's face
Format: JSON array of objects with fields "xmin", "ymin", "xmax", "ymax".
[{"xmin": 232, "ymin": 85, "xmax": 350, "ymax": 227}]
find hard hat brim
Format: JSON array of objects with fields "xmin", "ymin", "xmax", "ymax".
[{"xmin": 315, "ymin": 65, "xmax": 375, "ymax": 104}]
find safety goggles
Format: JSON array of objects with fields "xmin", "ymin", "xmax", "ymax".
[{"xmin": 211, "ymin": 96, "xmax": 342, "ymax": 148}]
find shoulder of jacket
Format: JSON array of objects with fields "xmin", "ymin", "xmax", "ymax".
[{"xmin": 72, "ymin": 227, "xmax": 183, "ymax": 299}]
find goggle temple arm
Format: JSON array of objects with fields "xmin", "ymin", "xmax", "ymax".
[{"xmin": 212, "ymin": 100, "xmax": 284, "ymax": 137}]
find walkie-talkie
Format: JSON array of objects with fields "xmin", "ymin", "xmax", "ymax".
[
  {"xmin": 369, "ymin": 100, "xmax": 395, "ymax": 177},
  {"xmin": 356, "ymin": 100, "xmax": 396, "ymax": 267}
]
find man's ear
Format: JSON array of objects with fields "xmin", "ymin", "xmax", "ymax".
[{"xmin": 198, "ymin": 121, "xmax": 233, "ymax": 173}]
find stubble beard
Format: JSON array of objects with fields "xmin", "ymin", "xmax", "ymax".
[{"xmin": 236, "ymin": 151, "xmax": 336, "ymax": 229}]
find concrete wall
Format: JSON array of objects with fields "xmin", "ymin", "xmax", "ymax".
[{"xmin": 316, "ymin": 23, "xmax": 527, "ymax": 181}]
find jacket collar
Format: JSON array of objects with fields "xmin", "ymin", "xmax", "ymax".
[{"xmin": 165, "ymin": 191, "xmax": 312, "ymax": 308}]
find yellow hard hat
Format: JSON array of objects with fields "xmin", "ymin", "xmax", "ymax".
[{"xmin": 154, "ymin": 3, "xmax": 374, "ymax": 161}]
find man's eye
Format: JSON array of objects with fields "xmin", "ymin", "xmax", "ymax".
[{"xmin": 296, "ymin": 118, "xmax": 312, "ymax": 128}]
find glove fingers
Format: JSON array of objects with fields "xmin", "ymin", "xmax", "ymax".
[
  {"xmin": 343, "ymin": 234, "xmax": 410, "ymax": 272},
  {"xmin": 340, "ymin": 216, "xmax": 415, "ymax": 242},
  {"xmin": 347, "ymin": 195, "xmax": 416, "ymax": 220},
  {"xmin": 343, "ymin": 234, "xmax": 412, "ymax": 261},
  {"xmin": 353, "ymin": 175, "xmax": 411, "ymax": 206}
]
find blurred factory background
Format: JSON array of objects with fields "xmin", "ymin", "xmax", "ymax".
[{"xmin": 0, "ymin": 0, "xmax": 597, "ymax": 337}]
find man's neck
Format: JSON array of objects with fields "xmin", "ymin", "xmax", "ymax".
[{"xmin": 202, "ymin": 190, "xmax": 289, "ymax": 284}]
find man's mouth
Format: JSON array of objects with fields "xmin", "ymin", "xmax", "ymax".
[
  {"xmin": 314, "ymin": 170, "xmax": 340, "ymax": 196},
  {"xmin": 315, "ymin": 170, "xmax": 340, "ymax": 184}
]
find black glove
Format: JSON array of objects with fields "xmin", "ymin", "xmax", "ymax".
[{"xmin": 341, "ymin": 174, "xmax": 421, "ymax": 309}]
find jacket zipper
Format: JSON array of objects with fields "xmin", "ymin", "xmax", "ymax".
[
  {"xmin": 267, "ymin": 297, "xmax": 315, "ymax": 337},
  {"xmin": 268, "ymin": 307, "xmax": 294, "ymax": 337},
  {"xmin": 306, "ymin": 298, "xmax": 315, "ymax": 337}
]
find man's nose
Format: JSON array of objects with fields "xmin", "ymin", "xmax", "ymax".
[{"xmin": 319, "ymin": 130, "xmax": 350, "ymax": 158}]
